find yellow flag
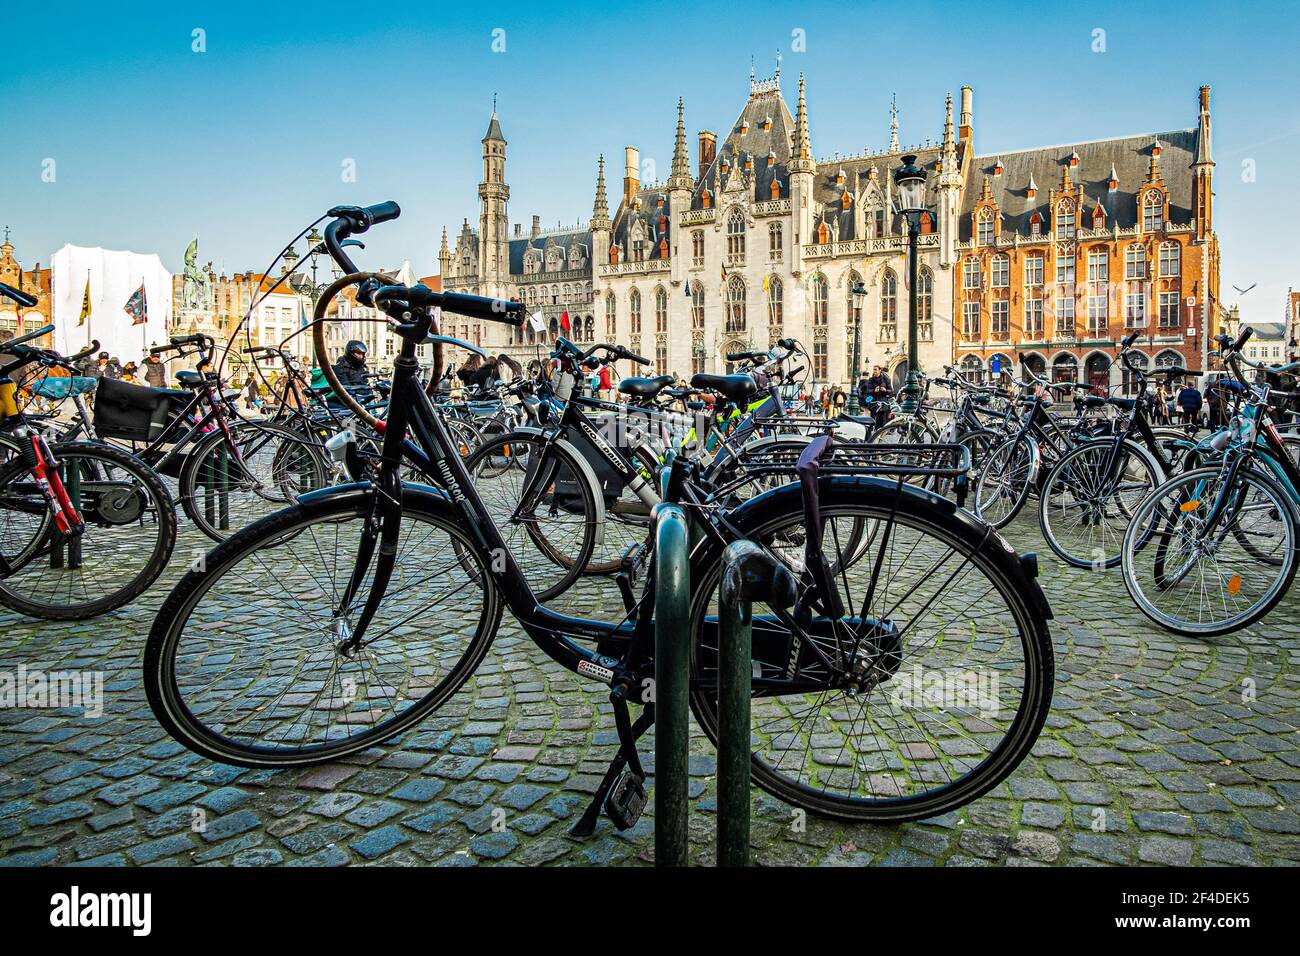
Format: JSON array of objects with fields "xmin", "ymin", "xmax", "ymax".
[
  {"xmin": 762, "ymin": 274, "xmax": 769, "ymax": 292},
  {"xmin": 78, "ymin": 274, "xmax": 91, "ymax": 326}
]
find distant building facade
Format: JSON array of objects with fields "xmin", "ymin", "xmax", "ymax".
[{"xmin": 0, "ymin": 230, "xmax": 53, "ymax": 345}]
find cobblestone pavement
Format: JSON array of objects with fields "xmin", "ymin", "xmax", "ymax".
[{"xmin": 1, "ymin": 510, "xmax": 1298, "ymax": 868}]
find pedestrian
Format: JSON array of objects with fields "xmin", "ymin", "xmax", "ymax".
[
  {"xmin": 1176, "ymin": 379, "xmax": 1203, "ymax": 432},
  {"xmin": 142, "ymin": 352, "xmax": 167, "ymax": 387},
  {"xmin": 1204, "ymin": 377, "xmax": 1223, "ymax": 431},
  {"xmin": 819, "ymin": 385, "xmax": 831, "ymax": 418},
  {"xmin": 1154, "ymin": 382, "xmax": 1169, "ymax": 424},
  {"xmin": 866, "ymin": 365, "xmax": 892, "ymax": 427},
  {"xmin": 244, "ymin": 375, "xmax": 260, "ymax": 411},
  {"xmin": 121, "ymin": 362, "xmax": 139, "ymax": 384},
  {"xmin": 105, "ymin": 356, "xmax": 123, "ymax": 380},
  {"xmin": 599, "ymin": 360, "xmax": 614, "ymax": 400}
]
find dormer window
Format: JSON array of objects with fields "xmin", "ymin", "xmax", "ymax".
[
  {"xmin": 1092, "ymin": 204, "xmax": 1106, "ymax": 228},
  {"xmin": 1142, "ymin": 191, "xmax": 1164, "ymax": 232},
  {"xmin": 1068, "ymin": 152, "xmax": 1080, "ymax": 168},
  {"xmin": 766, "ymin": 151, "xmax": 775, "ymax": 167},
  {"xmin": 740, "ymin": 119, "xmax": 749, "ymax": 135},
  {"xmin": 841, "ymin": 191, "xmax": 852, "ymax": 211},
  {"xmin": 701, "ymin": 189, "xmax": 712, "ymax": 209},
  {"xmin": 1055, "ymin": 199, "xmax": 1076, "ymax": 240},
  {"xmin": 1029, "ymin": 211, "xmax": 1043, "ymax": 237},
  {"xmin": 769, "ymin": 179, "xmax": 781, "ymax": 199},
  {"xmin": 835, "ymin": 169, "xmax": 845, "ymax": 186},
  {"xmin": 993, "ymin": 160, "xmax": 1004, "ymax": 176},
  {"xmin": 977, "ymin": 207, "xmax": 995, "ymax": 245}
]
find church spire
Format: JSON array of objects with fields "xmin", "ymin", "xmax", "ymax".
[
  {"xmin": 439, "ymin": 226, "xmax": 449, "ymax": 256},
  {"xmin": 669, "ymin": 98, "xmax": 692, "ymax": 189},
  {"xmin": 888, "ymin": 93, "xmax": 900, "ymax": 153},
  {"xmin": 940, "ymin": 93, "xmax": 961, "ymax": 188},
  {"xmin": 591, "ymin": 154, "xmax": 611, "ymax": 229},
  {"xmin": 790, "ymin": 73, "xmax": 814, "ymax": 173}
]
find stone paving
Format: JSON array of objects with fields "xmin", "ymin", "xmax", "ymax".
[{"xmin": 1, "ymin": 511, "xmax": 1298, "ymax": 868}]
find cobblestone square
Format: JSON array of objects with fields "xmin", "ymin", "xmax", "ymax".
[{"xmin": 1, "ymin": 512, "xmax": 1297, "ymax": 868}]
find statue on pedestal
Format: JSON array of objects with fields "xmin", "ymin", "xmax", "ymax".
[{"xmin": 182, "ymin": 238, "xmax": 213, "ymax": 313}]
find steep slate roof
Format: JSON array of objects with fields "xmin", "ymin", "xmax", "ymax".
[
  {"xmin": 509, "ymin": 231, "xmax": 592, "ymax": 276},
  {"xmin": 960, "ymin": 128, "xmax": 1201, "ymax": 241},
  {"xmin": 1241, "ymin": 321, "xmax": 1287, "ymax": 340},
  {"xmin": 694, "ymin": 84, "xmax": 798, "ymax": 208},
  {"xmin": 811, "ymin": 147, "xmax": 944, "ymax": 242},
  {"xmin": 612, "ymin": 189, "xmax": 676, "ymax": 262}
]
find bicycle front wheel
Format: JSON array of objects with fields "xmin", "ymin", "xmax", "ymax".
[
  {"xmin": 144, "ymin": 488, "xmax": 503, "ymax": 767},
  {"xmin": 1121, "ymin": 465, "xmax": 1299, "ymax": 636},
  {"xmin": 973, "ymin": 436, "xmax": 1035, "ymax": 529}
]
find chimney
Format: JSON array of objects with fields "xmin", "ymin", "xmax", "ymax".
[
  {"xmin": 531, "ymin": 215, "xmax": 541, "ymax": 238},
  {"xmin": 698, "ymin": 131, "xmax": 717, "ymax": 178},
  {"xmin": 624, "ymin": 146, "xmax": 640, "ymax": 206},
  {"xmin": 959, "ymin": 86, "xmax": 973, "ymax": 150}
]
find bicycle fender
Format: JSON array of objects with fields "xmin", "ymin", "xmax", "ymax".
[{"xmin": 508, "ymin": 425, "xmax": 607, "ymax": 545}]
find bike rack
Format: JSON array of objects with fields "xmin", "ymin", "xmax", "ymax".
[{"xmin": 653, "ymin": 504, "xmax": 795, "ymax": 867}]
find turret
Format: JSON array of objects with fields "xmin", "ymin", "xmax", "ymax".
[
  {"xmin": 477, "ymin": 107, "xmax": 510, "ymax": 294},
  {"xmin": 788, "ymin": 73, "xmax": 815, "ymax": 275},
  {"xmin": 1192, "ymin": 85, "xmax": 1214, "ymax": 242},
  {"xmin": 590, "ymin": 155, "xmax": 612, "ymax": 269}
]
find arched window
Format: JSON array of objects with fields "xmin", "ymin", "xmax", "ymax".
[
  {"xmin": 691, "ymin": 284, "xmax": 705, "ymax": 330},
  {"xmin": 960, "ymin": 354, "xmax": 984, "ymax": 384},
  {"xmin": 726, "ymin": 208, "xmax": 746, "ymax": 265},
  {"xmin": 1055, "ymin": 199, "xmax": 1075, "ymax": 240},
  {"xmin": 812, "ymin": 273, "xmax": 828, "ymax": 327},
  {"xmin": 1159, "ymin": 241, "xmax": 1180, "ymax": 277},
  {"xmin": 1052, "ymin": 351, "xmax": 1079, "ymax": 383},
  {"xmin": 629, "ymin": 288, "xmax": 641, "ymax": 335},
  {"xmin": 1122, "ymin": 351, "xmax": 1150, "ymax": 395},
  {"xmin": 654, "ymin": 286, "xmax": 668, "ymax": 333},
  {"xmin": 768, "ymin": 223, "xmax": 783, "ymax": 261},
  {"xmin": 917, "ymin": 268, "xmax": 933, "ymax": 340},
  {"xmin": 726, "ymin": 275, "xmax": 746, "ymax": 333},
  {"xmin": 880, "ymin": 270, "xmax": 897, "ymax": 341},
  {"xmin": 1142, "ymin": 191, "xmax": 1164, "ymax": 232},
  {"xmin": 1155, "ymin": 349, "xmax": 1181, "ymax": 371},
  {"xmin": 605, "ymin": 291, "xmax": 616, "ymax": 340},
  {"xmin": 767, "ymin": 276, "xmax": 783, "ymax": 330},
  {"xmin": 691, "ymin": 230, "xmax": 704, "ymax": 267}
]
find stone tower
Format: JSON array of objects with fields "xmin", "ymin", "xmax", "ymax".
[
  {"xmin": 478, "ymin": 108, "xmax": 510, "ymax": 295},
  {"xmin": 788, "ymin": 73, "xmax": 816, "ymax": 276}
]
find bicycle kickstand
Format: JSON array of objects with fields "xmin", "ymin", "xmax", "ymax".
[{"xmin": 568, "ymin": 682, "xmax": 654, "ymax": 838}]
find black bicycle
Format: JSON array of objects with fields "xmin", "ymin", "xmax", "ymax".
[{"xmin": 144, "ymin": 203, "xmax": 1054, "ymax": 826}]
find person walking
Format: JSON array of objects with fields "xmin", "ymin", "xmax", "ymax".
[
  {"xmin": 1153, "ymin": 382, "xmax": 1169, "ymax": 424},
  {"xmin": 1176, "ymin": 379, "xmax": 1203, "ymax": 432}
]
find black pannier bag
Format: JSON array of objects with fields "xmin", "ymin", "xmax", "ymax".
[{"xmin": 94, "ymin": 377, "xmax": 189, "ymax": 442}]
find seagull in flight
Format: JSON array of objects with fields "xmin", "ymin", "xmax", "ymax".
[{"xmin": 1233, "ymin": 283, "xmax": 1257, "ymax": 295}]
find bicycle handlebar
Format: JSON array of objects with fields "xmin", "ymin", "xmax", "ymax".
[{"xmin": 0, "ymin": 281, "xmax": 38, "ymax": 308}]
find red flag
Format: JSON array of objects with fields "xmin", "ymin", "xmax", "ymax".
[{"xmin": 560, "ymin": 310, "xmax": 571, "ymax": 333}]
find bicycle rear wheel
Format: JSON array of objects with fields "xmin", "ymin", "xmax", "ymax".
[
  {"xmin": 1121, "ymin": 465, "xmax": 1298, "ymax": 636},
  {"xmin": 144, "ymin": 488, "xmax": 502, "ymax": 767},
  {"xmin": 973, "ymin": 436, "xmax": 1035, "ymax": 529},
  {"xmin": 0, "ymin": 441, "xmax": 176, "ymax": 619},
  {"xmin": 687, "ymin": 481, "xmax": 1054, "ymax": 822}
]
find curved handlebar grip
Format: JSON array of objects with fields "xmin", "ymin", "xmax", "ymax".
[
  {"xmin": 1121, "ymin": 331, "xmax": 1141, "ymax": 348},
  {"xmin": 66, "ymin": 340, "xmax": 100, "ymax": 365},
  {"xmin": 618, "ymin": 346, "xmax": 650, "ymax": 365},
  {"xmin": 0, "ymin": 281, "xmax": 38, "ymax": 308},
  {"xmin": 361, "ymin": 201, "xmax": 401, "ymax": 226},
  {"xmin": 1233, "ymin": 325, "xmax": 1254, "ymax": 353},
  {"xmin": 440, "ymin": 291, "xmax": 525, "ymax": 326},
  {"xmin": 2, "ymin": 323, "xmax": 56, "ymax": 349}
]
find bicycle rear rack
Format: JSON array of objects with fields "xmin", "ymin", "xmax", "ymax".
[{"xmin": 716, "ymin": 441, "xmax": 973, "ymax": 508}]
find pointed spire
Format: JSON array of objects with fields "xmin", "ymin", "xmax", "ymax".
[
  {"xmin": 439, "ymin": 226, "xmax": 449, "ymax": 258},
  {"xmin": 1107, "ymin": 163, "xmax": 1118, "ymax": 190},
  {"xmin": 669, "ymin": 98, "xmax": 692, "ymax": 190},
  {"xmin": 790, "ymin": 73, "xmax": 815, "ymax": 174},
  {"xmin": 1193, "ymin": 86, "xmax": 1214, "ymax": 168},
  {"xmin": 591, "ymin": 154, "xmax": 611, "ymax": 230},
  {"xmin": 940, "ymin": 92, "xmax": 961, "ymax": 189},
  {"xmin": 483, "ymin": 102, "xmax": 504, "ymax": 143},
  {"xmin": 1027, "ymin": 173, "xmax": 1038, "ymax": 199},
  {"xmin": 775, "ymin": 49, "xmax": 782, "ymax": 85},
  {"xmin": 888, "ymin": 93, "xmax": 900, "ymax": 153}
]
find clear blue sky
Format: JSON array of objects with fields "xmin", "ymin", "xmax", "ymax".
[{"xmin": 4, "ymin": 0, "xmax": 1297, "ymax": 319}]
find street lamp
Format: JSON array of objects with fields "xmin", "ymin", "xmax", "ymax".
[
  {"xmin": 893, "ymin": 154, "xmax": 927, "ymax": 414},
  {"xmin": 847, "ymin": 279, "xmax": 868, "ymax": 413}
]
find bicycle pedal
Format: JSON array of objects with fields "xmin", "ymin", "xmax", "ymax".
[{"xmin": 604, "ymin": 770, "xmax": 647, "ymax": 830}]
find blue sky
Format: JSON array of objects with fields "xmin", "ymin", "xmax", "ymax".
[{"xmin": 4, "ymin": 0, "xmax": 1297, "ymax": 320}]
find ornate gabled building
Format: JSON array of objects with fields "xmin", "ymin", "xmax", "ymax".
[
  {"xmin": 954, "ymin": 86, "xmax": 1221, "ymax": 389},
  {"xmin": 0, "ymin": 229, "xmax": 54, "ymax": 346},
  {"xmin": 438, "ymin": 64, "xmax": 961, "ymax": 385}
]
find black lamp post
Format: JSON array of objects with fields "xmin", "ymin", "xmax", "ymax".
[
  {"xmin": 847, "ymin": 279, "xmax": 867, "ymax": 413},
  {"xmin": 893, "ymin": 154, "xmax": 927, "ymax": 413}
]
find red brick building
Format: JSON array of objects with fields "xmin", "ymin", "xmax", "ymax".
[
  {"xmin": 0, "ymin": 230, "xmax": 54, "ymax": 346},
  {"xmin": 953, "ymin": 86, "xmax": 1221, "ymax": 390}
]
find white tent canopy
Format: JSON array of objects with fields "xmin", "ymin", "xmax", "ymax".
[{"xmin": 51, "ymin": 244, "xmax": 173, "ymax": 365}]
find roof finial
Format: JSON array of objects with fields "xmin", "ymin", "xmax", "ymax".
[
  {"xmin": 775, "ymin": 49, "xmax": 782, "ymax": 84},
  {"xmin": 492, "ymin": 92, "xmax": 497, "ymax": 114},
  {"xmin": 889, "ymin": 93, "xmax": 900, "ymax": 153}
]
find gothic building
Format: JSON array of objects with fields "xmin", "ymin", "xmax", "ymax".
[
  {"xmin": 954, "ymin": 86, "xmax": 1221, "ymax": 389},
  {"xmin": 438, "ymin": 64, "xmax": 960, "ymax": 386}
]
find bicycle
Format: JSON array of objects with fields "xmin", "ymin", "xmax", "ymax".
[
  {"xmin": 1121, "ymin": 326, "xmax": 1300, "ymax": 636},
  {"xmin": 0, "ymin": 293, "xmax": 176, "ymax": 619},
  {"xmin": 144, "ymin": 203, "xmax": 1054, "ymax": 826}
]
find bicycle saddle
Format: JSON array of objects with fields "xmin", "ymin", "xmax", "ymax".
[
  {"xmin": 175, "ymin": 369, "xmax": 218, "ymax": 388},
  {"xmin": 690, "ymin": 373, "xmax": 757, "ymax": 404},
  {"xmin": 617, "ymin": 374, "xmax": 674, "ymax": 398},
  {"xmin": 837, "ymin": 413, "xmax": 877, "ymax": 426},
  {"xmin": 1106, "ymin": 397, "xmax": 1137, "ymax": 411}
]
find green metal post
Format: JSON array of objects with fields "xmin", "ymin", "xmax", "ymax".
[
  {"xmin": 716, "ymin": 540, "xmax": 796, "ymax": 867},
  {"xmin": 899, "ymin": 219, "xmax": 923, "ymax": 414},
  {"xmin": 217, "ymin": 445, "xmax": 230, "ymax": 531},
  {"xmin": 653, "ymin": 501, "xmax": 689, "ymax": 867}
]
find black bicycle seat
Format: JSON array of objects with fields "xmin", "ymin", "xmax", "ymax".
[
  {"xmin": 690, "ymin": 373, "xmax": 757, "ymax": 404},
  {"xmin": 175, "ymin": 370, "xmax": 217, "ymax": 388},
  {"xmin": 617, "ymin": 374, "xmax": 674, "ymax": 398},
  {"xmin": 1106, "ymin": 397, "xmax": 1137, "ymax": 411}
]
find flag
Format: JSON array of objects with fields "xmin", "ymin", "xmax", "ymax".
[
  {"xmin": 528, "ymin": 311, "xmax": 546, "ymax": 333},
  {"xmin": 683, "ymin": 280, "xmax": 691, "ymax": 297},
  {"xmin": 560, "ymin": 310, "xmax": 571, "ymax": 333},
  {"xmin": 762, "ymin": 274, "xmax": 769, "ymax": 292},
  {"xmin": 720, "ymin": 262, "xmax": 728, "ymax": 281},
  {"xmin": 124, "ymin": 282, "xmax": 148, "ymax": 326},
  {"xmin": 299, "ymin": 298, "xmax": 308, "ymax": 330},
  {"xmin": 78, "ymin": 274, "xmax": 92, "ymax": 326}
]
